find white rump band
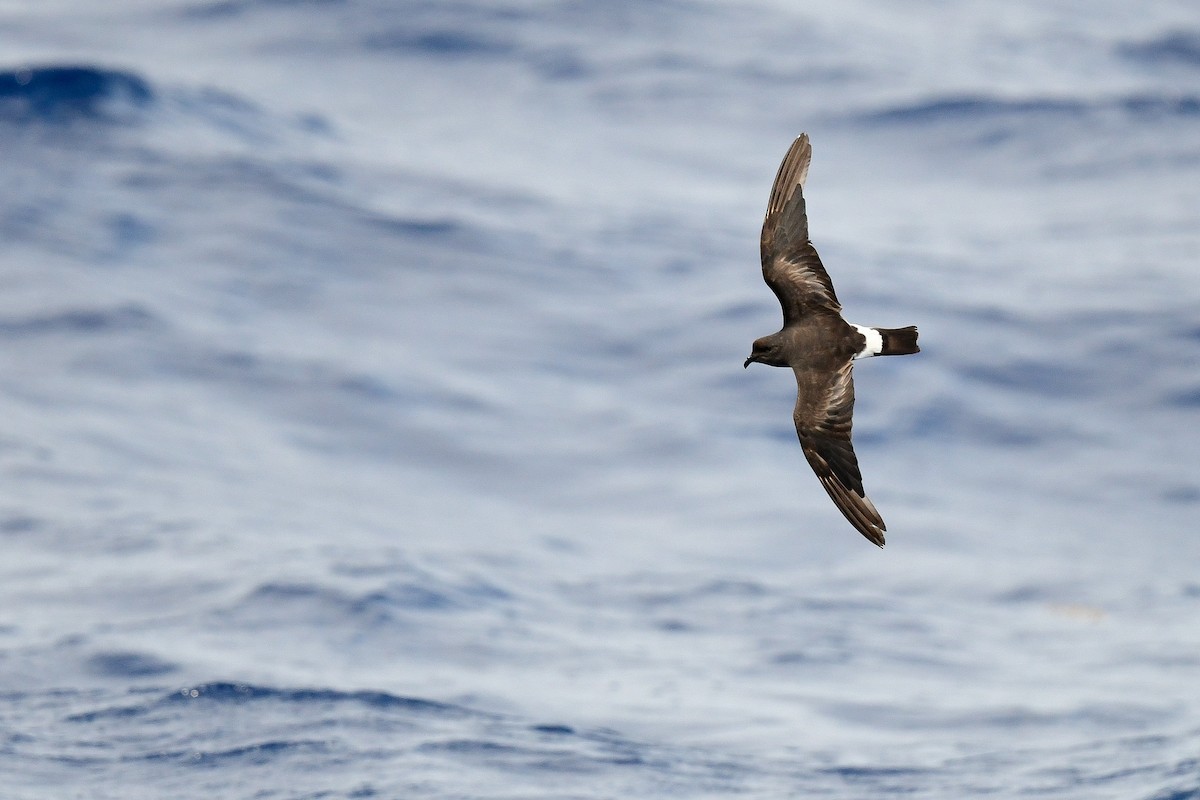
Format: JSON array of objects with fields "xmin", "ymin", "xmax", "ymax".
[{"xmin": 852, "ymin": 325, "xmax": 883, "ymax": 359}]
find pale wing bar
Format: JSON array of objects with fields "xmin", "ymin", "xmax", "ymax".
[{"xmin": 765, "ymin": 245, "xmax": 842, "ymax": 325}]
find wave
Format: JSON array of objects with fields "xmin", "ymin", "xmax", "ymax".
[
  {"xmin": 859, "ymin": 92, "xmax": 1200, "ymax": 127},
  {"xmin": 66, "ymin": 681, "xmax": 477, "ymax": 723},
  {"xmin": 226, "ymin": 573, "xmax": 513, "ymax": 629},
  {"xmin": 1119, "ymin": 29, "xmax": 1200, "ymax": 68},
  {"xmin": 862, "ymin": 94, "xmax": 1088, "ymax": 125},
  {"xmin": 0, "ymin": 65, "xmax": 153, "ymax": 123},
  {"xmin": 0, "ymin": 304, "xmax": 161, "ymax": 338},
  {"xmin": 86, "ymin": 651, "xmax": 179, "ymax": 678}
]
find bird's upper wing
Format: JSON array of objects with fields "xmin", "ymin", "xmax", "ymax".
[
  {"xmin": 793, "ymin": 360, "xmax": 886, "ymax": 546},
  {"xmin": 760, "ymin": 134, "xmax": 842, "ymax": 326}
]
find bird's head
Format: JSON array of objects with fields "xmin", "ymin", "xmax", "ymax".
[{"xmin": 744, "ymin": 334, "xmax": 788, "ymax": 368}]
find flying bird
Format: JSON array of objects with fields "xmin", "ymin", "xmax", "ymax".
[{"xmin": 744, "ymin": 134, "xmax": 919, "ymax": 546}]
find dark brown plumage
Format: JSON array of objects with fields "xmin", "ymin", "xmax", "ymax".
[{"xmin": 745, "ymin": 134, "xmax": 919, "ymax": 547}]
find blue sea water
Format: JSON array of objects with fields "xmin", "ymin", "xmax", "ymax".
[{"xmin": 2, "ymin": 1, "xmax": 1199, "ymax": 797}]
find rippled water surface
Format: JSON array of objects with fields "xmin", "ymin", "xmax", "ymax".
[{"xmin": 2, "ymin": 2, "xmax": 1199, "ymax": 798}]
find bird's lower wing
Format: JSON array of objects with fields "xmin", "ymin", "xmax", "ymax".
[
  {"xmin": 794, "ymin": 363, "xmax": 886, "ymax": 546},
  {"xmin": 800, "ymin": 438, "xmax": 886, "ymax": 546}
]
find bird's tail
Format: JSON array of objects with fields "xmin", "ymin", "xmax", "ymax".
[{"xmin": 874, "ymin": 326, "xmax": 920, "ymax": 356}]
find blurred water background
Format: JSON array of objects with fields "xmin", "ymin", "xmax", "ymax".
[{"xmin": 1, "ymin": 1, "xmax": 1199, "ymax": 797}]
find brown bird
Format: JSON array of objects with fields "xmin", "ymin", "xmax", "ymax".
[{"xmin": 744, "ymin": 134, "xmax": 919, "ymax": 546}]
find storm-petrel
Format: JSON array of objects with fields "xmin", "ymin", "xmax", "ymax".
[{"xmin": 744, "ymin": 134, "xmax": 919, "ymax": 546}]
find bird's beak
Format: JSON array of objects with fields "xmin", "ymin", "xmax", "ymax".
[{"xmin": 743, "ymin": 356, "xmax": 754, "ymax": 369}]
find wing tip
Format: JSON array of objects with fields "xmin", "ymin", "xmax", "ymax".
[
  {"xmin": 850, "ymin": 507, "xmax": 887, "ymax": 548},
  {"xmin": 791, "ymin": 133, "xmax": 812, "ymax": 189},
  {"xmin": 815, "ymin": 472, "xmax": 888, "ymax": 547},
  {"xmin": 766, "ymin": 133, "xmax": 814, "ymax": 218},
  {"xmin": 854, "ymin": 515, "xmax": 887, "ymax": 547}
]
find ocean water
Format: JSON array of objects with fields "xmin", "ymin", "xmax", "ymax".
[{"xmin": 2, "ymin": 1, "xmax": 1199, "ymax": 797}]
